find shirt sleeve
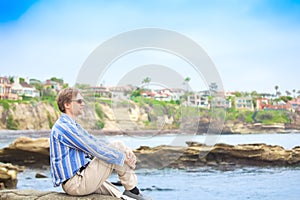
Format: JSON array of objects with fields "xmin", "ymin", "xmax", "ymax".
[{"xmin": 54, "ymin": 119, "xmax": 125, "ymax": 166}]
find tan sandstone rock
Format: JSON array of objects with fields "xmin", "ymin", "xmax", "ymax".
[
  {"xmin": 0, "ymin": 190, "xmax": 119, "ymax": 200},
  {"xmin": 1, "ymin": 137, "xmax": 300, "ymax": 170},
  {"xmin": 0, "ymin": 163, "xmax": 20, "ymax": 189}
]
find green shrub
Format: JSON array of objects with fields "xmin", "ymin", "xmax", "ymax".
[
  {"xmin": 0, "ymin": 100, "xmax": 10, "ymax": 110},
  {"xmin": 6, "ymin": 115, "xmax": 19, "ymax": 130},
  {"xmin": 256, "ymin": 110, "xmax": 290, "ymax": 124},
  {"xmin": 47, "ymin": 111, "xmax": 54, "ymax": 128},
  {"xmin": 95, "ymin": 103, "xmax": 104, "ymax": 119},
  {"xmin": 94, "ymin": 120, "xmax": 105, "ymax": 129},
  {"xmin": 236, "ymin": 111, "xmax": 253, "ymax": 123}
]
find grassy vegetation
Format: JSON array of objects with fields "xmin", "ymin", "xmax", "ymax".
[
  {"xmin": 94, "ymin": 102, "xmax": 105, "ymax": 129},
  {"xmin": 225, "ymin": 108, "xmax": 254, "ymax": 123},
  {"xmin": 95, "ymin": 103, "xmax": 104, "ymax": 119},
  {"xmin": 96, "ymin": 98, "xmax": 112, "ymax": 105},
  {"xmin": 46, "ymin": 112, "xmax": 52, "ymax": 128},
  {"xmin": 0, "ymin": 97, "xmax": 56, "ymax": 104},
  {"xmin": 256, "ymin": 110, "xmax": 290, "ymax": 124},
  {"xmin": 224, "ymin": 108, "xmax": 290, "ymax": 124},
  {"xmin": 6, "ymin": 114, "xmax": 19, "ymax": 130},
  {"xmin": 0, "ymin": 100, "xmax": 10, "ymax": 110}
]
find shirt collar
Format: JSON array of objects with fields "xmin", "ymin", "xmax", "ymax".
[{"xmin": 61, "ymin": 113, "xmax": 77, "ymax": 126}]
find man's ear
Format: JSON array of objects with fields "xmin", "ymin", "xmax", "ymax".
[{"xmin": 64, "ymin": 102, "xmax": 72, "ymax": 111}]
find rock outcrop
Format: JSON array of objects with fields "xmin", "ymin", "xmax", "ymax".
[
  {"xmin": 220, "ymin": 122, "xmax": 291, "ymax": 134},
  {"xmin": 1, "ymin": 137, "xmax": 300, "ymax": 170},
  {"xmin": 0, "ymin": 163, "xmax": 20, "ymax": 189},
  {"xmin": 134, "ymin": 142, "xmax": 300, "ymax": 169},
  {"xmin": 0, "ymin": 137, "xmax": 49, "ymax": 168},
  {"xmin": 0, "ymin": 190, "xmax": 118, "ymax": 200}
]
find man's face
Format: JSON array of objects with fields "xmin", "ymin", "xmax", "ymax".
[{"xmin": 71, "ymin": 93, "xmax": 85, "ymax": 117}]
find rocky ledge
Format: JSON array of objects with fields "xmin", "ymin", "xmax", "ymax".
[
  {"xmin": 1, "ymin": 137, "xmax": 300, "ymax": 169},
  {"xmin": 0, "ymin": 190, "xmax": 118, "ymax": 200},
  {"xmin": 0, "ymin": 163, "xmax": 21, "ymax": 189},
  {"xmin": 0, "ymin": 137, "xmax": 50, "ymax": 168},
  {"xmin": 135, "ymin": 142, "xmax": 300, "ymax": 169}
]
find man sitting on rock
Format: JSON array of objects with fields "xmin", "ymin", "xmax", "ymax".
[{"xmin": 49, "ymin": 87, "xmax": 151, "ymax": 200}]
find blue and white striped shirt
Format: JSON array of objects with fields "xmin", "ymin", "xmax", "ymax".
[{"xmin": 50, "ymin": 113, "xmax": 125, "ymax": 187}]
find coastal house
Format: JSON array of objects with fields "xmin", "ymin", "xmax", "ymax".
[
  {"xmin": 267, "ymin": 100, "xmax": 290, "ymax": 110},
  {"xmin": 43, "ymin": 79, "xmax": 63, "ymax": 96},
  {"xmin": 235, "ymin": 97, "xmax": 254, "ymax": 110},
  {"xmin": 257, "ymin": 98, "xmax": 290, "ymax": 110},
  {"xmin": 141, "ymin": 89, "xmax": 179, "ymax": 102},
  {"xmin": 187, "ymin": 93, "xmax": 201, "ymax": 107},
  {"xmin": 187, "ymin": 93, "xmax": 209, "ymax": 107},
  {"xmin": 154, "ymin": 89, "xmax": 179, "ymax": 102},
  {"xmin": 11, "ymin": 77, "xmax": 40, "ymax": 98},
  {"xmin": 88, "ymin": 86, "xmax": 111, "ymax": 98},
  {"xmin": 263, "ymin": 103, "xmax": 290, "ymax": 111},
  {"xmin": 225, "ymin": 91, "xmax": 236, "ymax": 98},
  {"xmin": 141, "ymin": 90, "xmax": 156, "ymax": 99},
  {"xmin": 109, "ymin": 85, "xmax": 135, "ymax": 99},
  {"xmin": 154, "ymin": 92, "xmax": 172, "ymax": 101},
  {"xmin": 0, "ymin": 77, "xmax": 11, "ymax": 99},
  {"xmin": 198, "ymin": 90, "xmax": 211, "ymax": 96},
  {"xmin": 287, "ymin": 98, "xmax": 300, "ymax": 112},
  {"xmin": 170, "ymin": 88, "xmax": 185, "ymax": 98},
  {"xmin": 256, "ymin": 98, "xmax": 270, "ymax": 110},
  {"xmin": 199, "ymin": 96, "xmax": 209, "ymax": 108},
  {"xmin": 211, "ymin": 96, "xmax": 231, "ymax": 109},
  {"xmin": 44, "ymin": 80, "xmax": 62, "ymax": 90},
  {"xmin": 160, "ymin": 88, "xmax": 185, "ymax": 102},
  {"xmin": 0, "ymin": 77, "xmax": 18, "ymax": 100}
]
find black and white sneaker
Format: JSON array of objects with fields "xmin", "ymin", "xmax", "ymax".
[
  {"xmin": 121, "ymin": 194, "xmax": 135, "ymax": 200},
  {"xmin": 122, "ymin": 190, "xmax": 152, "ymax": 200}
]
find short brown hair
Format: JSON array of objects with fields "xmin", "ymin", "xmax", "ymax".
[{"xmin": 56, "ymin": 88, "xmax": 79, "ymax": 113}]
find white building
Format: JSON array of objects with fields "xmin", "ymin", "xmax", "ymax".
[{"xmin": 11, "ymin": 77, "xmax": 40, "ymax": 98}]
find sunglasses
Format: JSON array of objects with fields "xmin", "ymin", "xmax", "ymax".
[{"xmin": 72, "ymin": 99, "xmax": 84, "ymax": 104}]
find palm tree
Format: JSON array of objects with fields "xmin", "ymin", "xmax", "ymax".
[
  {"xmin": 142, "ymin": 77, "xmax": 151, "ymax": 90},
  {"xmin": 277, "ymin": 91, "xmax": 281, "ymax": 97},
  {"xmin": 292, "ymin": 89, "xmax": 296, "ymax": 98},
  {"xmin": 275, "ymin": 85, "xmax": 279, "ymax": 97},
  {"xmin": 184, "ymin": 77, "xmax": 191, "ymax": 92},
  {"xmin": 34, "ymin": 82, "xmax": 44, "ymax": 97},
  {"xmin": 209, "ymin": 82, "xmax": 218, "ymax": 94}
]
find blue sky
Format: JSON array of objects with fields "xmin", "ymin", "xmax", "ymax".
[{"xmin": 0, "ymin": 0, "xmax": 300, "ymax": 93}]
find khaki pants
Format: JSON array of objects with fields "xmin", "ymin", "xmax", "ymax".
[{"xmin": 62, "ymin": 141, "xmax": 137, "ymax": 198}]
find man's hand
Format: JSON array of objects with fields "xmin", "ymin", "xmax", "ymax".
[
  {"xmin": 109, "ymin": 140, "xmax": 137, "ymax": 169},
  {"xmin": 125, "ymin": 149, "xmax": 136, "ymax": 169}
]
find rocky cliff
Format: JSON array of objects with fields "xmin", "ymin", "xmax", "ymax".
[
  {"xmin": 1, "ymin": 101, "xmax": 300, "ymax": 134},
  {"xmin": 0, "ymin": 102, "xmax": 59, "ymax": 130}
]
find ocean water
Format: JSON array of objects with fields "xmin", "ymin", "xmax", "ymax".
[
  {"xmin": 1, "ymin": 131, "xmax": 300, "ymax": 200},
  {"xmin": 17, "ymin": 166, "xmax": 300, "ymax": 200}
]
